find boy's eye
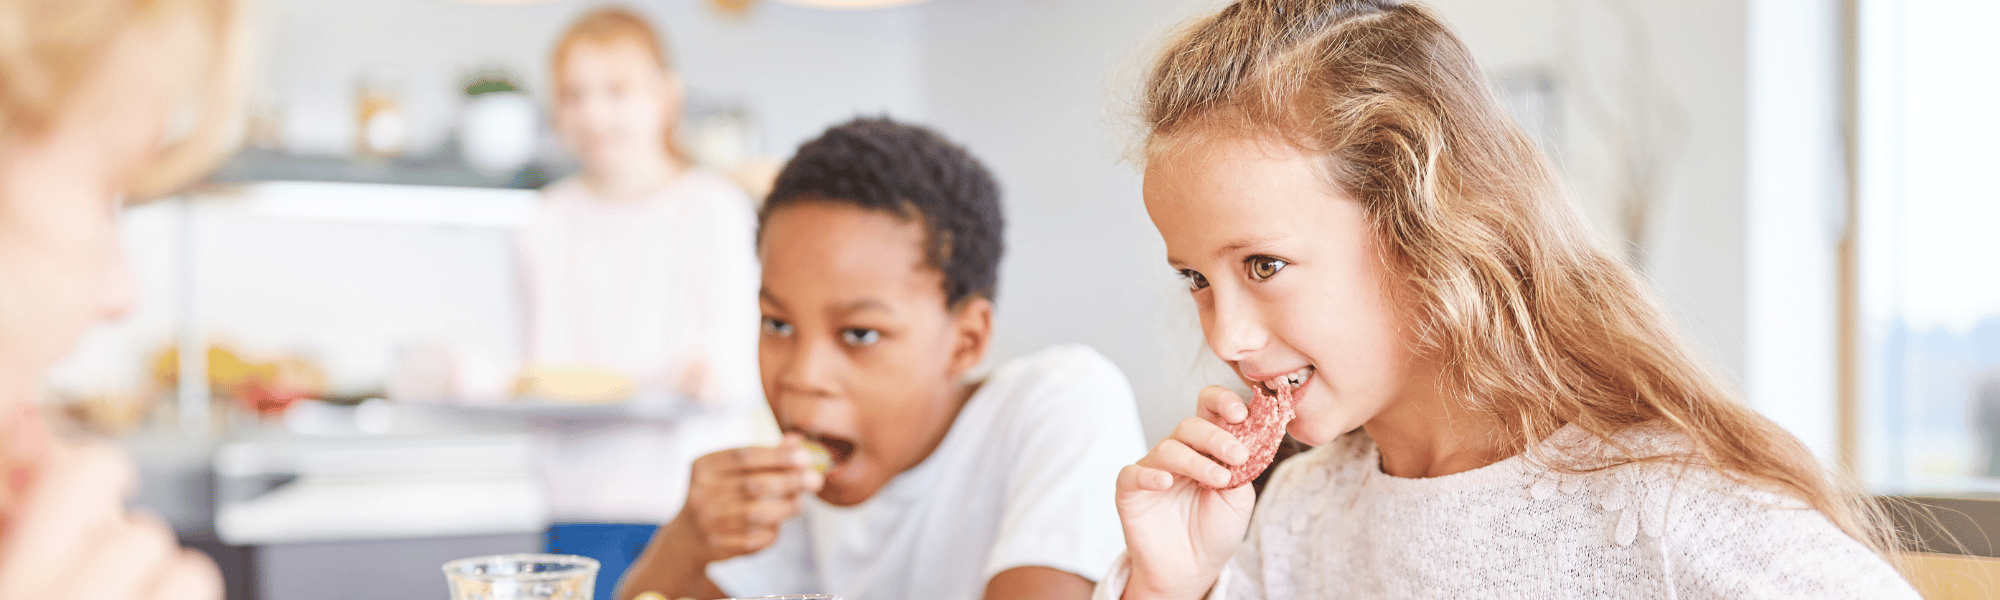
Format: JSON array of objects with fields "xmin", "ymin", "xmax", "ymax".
[
  {"xmin": 1179, "ymin": 269, "xmax": 1210, "ymax": 292},
  {"xmin": 761, "ymin": 317, "xmax": 793, "ymax": 337},
  {"xmin": 840, "ymin": 328, "xmax": 882, "ymax": 347},
  {"xmin": 1246, "ymin": 256, "xmax": 1288, "ymax": 281}
]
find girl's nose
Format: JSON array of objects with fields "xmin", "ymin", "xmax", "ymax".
[{"xmin": 1203, "ymin": 285, "xmax": 1269, "ymax": 363}]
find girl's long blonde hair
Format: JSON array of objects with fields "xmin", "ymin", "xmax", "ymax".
[
  {"xmin": 0, "ymin": 0, "xmax": 246, "ymax": 199},
  {"xmin": 1144, "ymin": 0, "xmax": 1896, "ymax": 558}
]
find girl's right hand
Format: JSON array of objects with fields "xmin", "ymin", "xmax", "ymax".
[
  {"xmin": 0, "ymin": 427, "xmax": 221, "ymax": 600},
  {"xmin": 1114, "ymin": 385, "xmax": 1260, "ymax": 600}
]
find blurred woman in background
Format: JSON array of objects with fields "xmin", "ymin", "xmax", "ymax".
[
  {"xmin": 519, "ymin": 6, "xmax": 772, "ymax": 523},
  {"xmin": 0, "ymin": 0, "xmax": 244, "ymax": 597}
]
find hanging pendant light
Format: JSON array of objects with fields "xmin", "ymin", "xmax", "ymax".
[
  {"xmin": 769, "ymin": 0, "xmax": 934, "ymax": 8},
  {"xmin": 464, "ymin": 0, "xmax": 930, "ymax": 7},
  {"xmin": 705, "ymin": 0, "xmax": 933, "ymax": 16}
]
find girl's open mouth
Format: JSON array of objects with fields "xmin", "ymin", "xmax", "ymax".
[{"xmin": 1255, "ymin": 365, "xmax": 1315, "ymax": 404}]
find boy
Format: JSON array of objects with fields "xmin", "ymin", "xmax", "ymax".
[{"xmin": 617, "ymin": 118, "xmax": 1146, "ymax": 600}]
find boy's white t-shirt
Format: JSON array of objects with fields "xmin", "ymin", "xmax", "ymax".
[{"xmin": 708, "ymin": 344, "xmax": 1148, "ymax": 600}]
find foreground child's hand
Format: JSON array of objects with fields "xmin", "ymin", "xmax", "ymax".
[
  {"xmin": 1114, "ymin": 385, "xmax": 1259, "ymax": 600},
  {"xmin": 0, "ymin": 426, "xmax": 221, "ymax": 600},
  {"xmin": 664, "ymin": 433, "xmax": 825, "ymax": 563}
]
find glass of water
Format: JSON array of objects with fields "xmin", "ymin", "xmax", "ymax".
[{"xmin": 442, "ymin": 553, "xmax": 599, "ymax": 600}]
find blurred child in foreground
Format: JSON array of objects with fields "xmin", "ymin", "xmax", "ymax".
[{"xmin": 0, "ymin": 0, "xmax": 245, "ymax": 596}]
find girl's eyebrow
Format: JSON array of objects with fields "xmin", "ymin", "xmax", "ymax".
[
  {"xmin": 1165, "ymin": 233, "xmax": 1292, "ymax": 268},
  {"xmin": 1214, "ymin": 233, "xmax": 1289, "ymax": 257}
]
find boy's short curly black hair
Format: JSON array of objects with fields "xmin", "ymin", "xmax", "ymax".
[{"xmin": 760, "ymin": 117, "xmax": 1004, "ymax": 309}]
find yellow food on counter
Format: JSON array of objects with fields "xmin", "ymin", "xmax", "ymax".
[{"xmin": 514, "ymin": 364, "xmax": 636, "ymax": 404}]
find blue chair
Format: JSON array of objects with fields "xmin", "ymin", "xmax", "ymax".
[{"xmin": 544, "ymin": 523, "xmax": 661, "ymax": 600}]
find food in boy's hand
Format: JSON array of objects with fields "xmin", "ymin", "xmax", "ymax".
[
  {"xmin": 801, "ymin": 439, "xmax": 834, "ymax": 474},
  {"xmin": 1201, "ymin": 382, "xmax": 1296, "ymax": 490}
]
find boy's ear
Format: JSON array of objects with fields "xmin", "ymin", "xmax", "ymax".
[{"xmin": 948, "ymin": 297, "xmax": 994, "ymax": 378}]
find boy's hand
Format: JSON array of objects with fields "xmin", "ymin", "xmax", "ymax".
[
  {"xmin": 666, "ymin": 434, "xmax": 823, "ymax": 563},
  {"xmin": 0, "ymin": 421, "xmax": 221, "ymax": 600},
  {"xmin": 1113, "ymin": 385, "xmax": 1258, "ymax": 600}
]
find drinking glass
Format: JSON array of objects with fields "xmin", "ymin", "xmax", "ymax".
[
  {"xmin": 442, "ymin": 553, "xmax": 599, "ymax": 600},
  {"xmin": 637, "ymin": 593, "xmax": 838, "ymax": 600}
]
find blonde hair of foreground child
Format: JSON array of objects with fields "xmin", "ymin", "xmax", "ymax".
[
  {"xmin": 0, "ymin": 0, "xmax": 245, "ymax": 198},
  {"xmin": 1142, "ymin": 0, "xmax": 1897, "ymax": 560},
  {"xmin": 0, "ymin": 0, "xmax": 244, "ymax": 598}
]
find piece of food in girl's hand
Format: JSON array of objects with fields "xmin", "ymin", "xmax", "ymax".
[
  {"xmin": 1200, "ymin": 384, "xmax": 1296, "ymax": 490},
  {"xmin": 801, "ymin": 439, "xmax": 834, "ymax": 473}
]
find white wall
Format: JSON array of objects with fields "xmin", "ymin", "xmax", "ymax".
[
  {"xmin": 1744, "ymin": 0, "xmax": 1846, "ymax": 463},
  {"xmin": 255, "ymin": 0, "xmax": 928, "ymax": 158},
  {"xmin": 913, "ymin": 0, "xmax": 1226, "ymax": 442}
]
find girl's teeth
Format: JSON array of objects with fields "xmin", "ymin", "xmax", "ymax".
[
  {"xmin": 1260, "ymin": 366, "xmax": 1315, "ymax": 393},
  {"xmin": 1277, "ymin": 366, "xmax": 1314, "ymax": 389}
]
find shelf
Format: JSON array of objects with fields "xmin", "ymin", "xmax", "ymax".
[
  {"xmin": 193, "ymin": 180, "xmax": 540, "ymax": 228},
  {"xmin": 209, "ymin": 148, "xmax": 567, "ymax": 190}
]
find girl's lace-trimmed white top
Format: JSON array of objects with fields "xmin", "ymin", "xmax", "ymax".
[{"xmin": 1094, "ymin": 425, "xmax": 1919, "ymax": 599}]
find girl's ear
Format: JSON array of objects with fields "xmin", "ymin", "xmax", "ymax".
[{"xmin": 948, "ymin": 297, "xmax": 994, "ymax": 378}]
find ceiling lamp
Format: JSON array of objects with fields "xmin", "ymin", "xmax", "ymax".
[
  {"xmin": 768, "ymin": 0, "xmax": 935, "ymax": 8},
  {"xmin": 462, "ymin": 0, "xmax": 933, "ymax": 8}
]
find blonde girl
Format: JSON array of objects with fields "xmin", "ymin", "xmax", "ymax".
[
  {"xmin": 520, "ymin": 6, "xmax": 769, "ymax": 523},
  {"xmin": 1104, "ymin": 0, "xmax": 1916, "ymax": 598},
  {"xmin": 0, "ymin": 0, "xmax": 243, "ymax": 597}
]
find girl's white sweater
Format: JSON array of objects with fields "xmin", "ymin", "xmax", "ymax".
[{"xmin": 1096, "ymin": 426, "xmax": 1919, "ymax": 599}]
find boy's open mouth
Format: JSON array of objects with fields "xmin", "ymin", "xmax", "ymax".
[
  {"xmin": 803, "ymin": 432, "xmax": 857, "ymax": 465},
  {"xmin": 1254, "ymin": 365, "xmax": 1315, "ymax": 401}
]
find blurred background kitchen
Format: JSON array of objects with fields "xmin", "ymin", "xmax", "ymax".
[{"xmin": 36, "ymin": 0, "xmax": 1997, "ymax": 598}]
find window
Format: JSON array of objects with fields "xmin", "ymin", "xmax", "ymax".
[{"xmin": 1858, "ymin": 0, "xmax": 2000, "ymax": 491}]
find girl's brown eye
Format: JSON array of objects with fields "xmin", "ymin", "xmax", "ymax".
[
  {"xmin": 1179, "ymin": 269, "xmax": 1210, "ymax": 291},
  {"xmin": 1247, "ymin": 256, "xmax": 1288, "ymax": 281}
]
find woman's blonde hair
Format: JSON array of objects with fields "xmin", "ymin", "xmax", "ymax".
[
  {"xmin": 1145, "ymin": 0, "xmax": 1898, "ymax": 559},
  {"xmin": 550, "ymin": 5, "xmax": 683, "ymax": 159},
  {"xmin": 0, "ymin": 0, "xmax": 246, "ymax": 199}
]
